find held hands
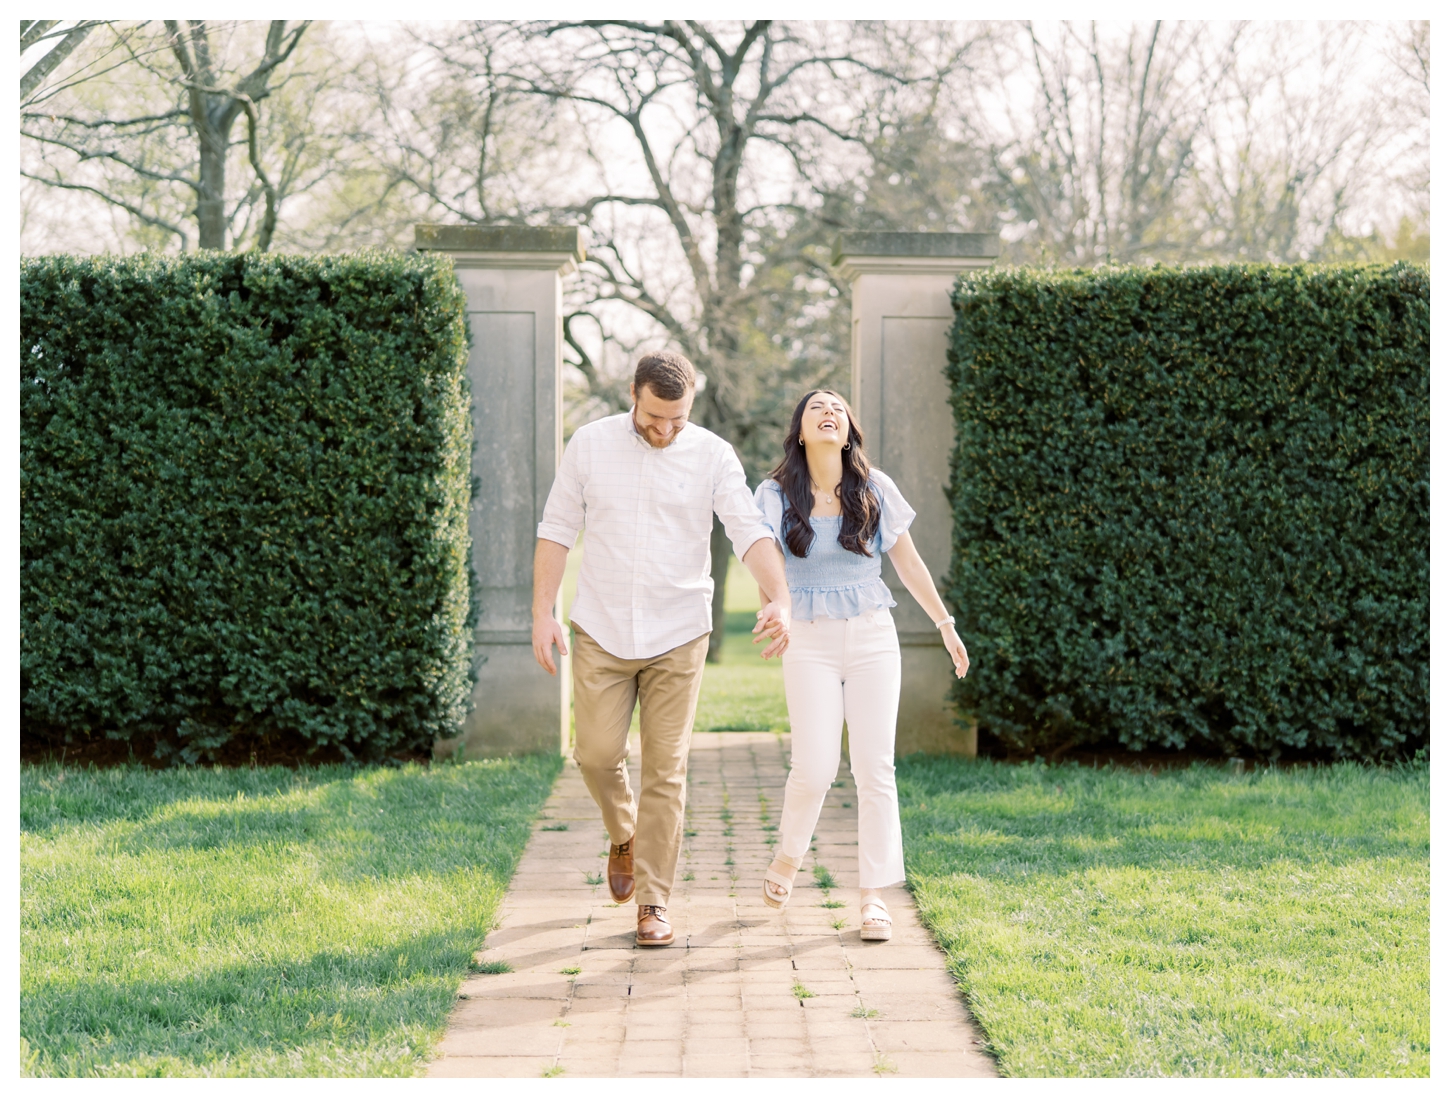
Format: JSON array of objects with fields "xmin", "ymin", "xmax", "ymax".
[
  {"xmin": 941, "ymin": 625, "xmax": 970, "ymax": 678},
  {"xmin": 752, "ymin": 601, "xmax": 791, "ymax": 659},
  {"xmin": 532, "ymin": 615, "xmax": 569, "ymax": 675}
]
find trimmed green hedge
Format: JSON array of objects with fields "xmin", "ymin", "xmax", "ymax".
[
  {"xmin": 21, "ymin": 252, "xmax": 473, "ymax": 761},
  {"xmin": 945, "ymin": 263, "xmax": 1428, "ymax": 760}
]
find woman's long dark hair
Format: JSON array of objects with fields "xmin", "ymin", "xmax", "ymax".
[{"xmin": 768, "ymin": 389, "xmax": 880, "ymax": 558}]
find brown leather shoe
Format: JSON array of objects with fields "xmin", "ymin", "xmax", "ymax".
[
  {"xmin": 636, "ymin": 904, "xmax": 674, "ymax": 946},
  {"xmin": 607, "ymin": 836, "xmax": 635, "ymax": 903}
]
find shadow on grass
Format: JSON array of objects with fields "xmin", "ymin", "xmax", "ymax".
[
  {"xmin": 21, "ymin": 755, "xmax": 564, "ymax": 1076},
  {"xmin": 26, "ymin": 931, "xmax": 474, "ymax": 1077},
  {"xmin": 24, "ymin": 759, "xmax": 560, "ymax": 881}
]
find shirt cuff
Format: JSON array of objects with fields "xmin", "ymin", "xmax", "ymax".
[
  {"xmin": 729, "ymin": 523, "xmax": 777, "ymax": 562},
  {"xmin": 536, "ymin": 522, "xmax": 579, "ymax": 549}
]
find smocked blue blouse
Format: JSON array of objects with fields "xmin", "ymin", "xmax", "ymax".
[{"xmin": 753, "ymin": 469, "xmax": 917, "ymax": 621}]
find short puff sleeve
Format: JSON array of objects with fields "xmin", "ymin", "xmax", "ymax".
[
  {"xmin": 753, "ymin": 479, "xmax": 788, "ymax": 552},
  {"xmin": 870, "ymin": 469, "xmax": 916, "ymax": 553}
]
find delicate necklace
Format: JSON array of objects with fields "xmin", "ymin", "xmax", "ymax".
[{"xmin": 811, "ymin": 481, "xmax": 841, "ymax": 514}]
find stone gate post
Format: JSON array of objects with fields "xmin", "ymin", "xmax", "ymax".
[
  {"xmin": 415, "ymin": 224, "xmax": 584, "ymax": 758},
  {"xmin": 832, "ymin": 231, "xmax": 998, "ymax": 756}
]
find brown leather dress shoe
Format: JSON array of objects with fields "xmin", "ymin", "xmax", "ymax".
[
  {"xmin": 608, "ymin": 836, "xmax": 635, "ymax": 903},
  {"xmin": 636, "ymin": 904, "xmax": 674, "ymax": 946}
]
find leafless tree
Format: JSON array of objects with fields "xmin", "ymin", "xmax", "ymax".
[
  {"xmin": 22, "ymin": 20, "xmax": 309, "ymax": 250},
  {"xmin": 961, "ymin": 21, "xmax": 1240, "ymax": 265},
  {"xmin": 1380, "ymin": 20, "xmax": 1429, "ymax": 231},
  {"xmin": 1190, "ymin": 23, "xmax": 1392, "ymax": 262},
  {"xmin": 363, "ymin": 28, "xmax": 568, "ymax": 228},
  {"xmin": 947, "ymin": 21, "xmax": 1409, "ymax": 265}
]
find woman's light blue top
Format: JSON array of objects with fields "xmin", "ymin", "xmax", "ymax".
[{"xmin": 753, "ymin": 469, "xmax": 916, "ymax": 621}]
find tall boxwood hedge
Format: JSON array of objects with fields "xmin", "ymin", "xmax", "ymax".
[
  {"xmin": 945, "ymin": 263, "xmax": 1428, "ymax": 761},
  {"xmin": 21, "ymin": 252, "xmax": 473, "ymax": 761}
]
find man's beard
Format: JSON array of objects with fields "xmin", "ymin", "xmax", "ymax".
[{"xmin": 633, "ymin": 410, "xmax": 681, "ymax": 448}]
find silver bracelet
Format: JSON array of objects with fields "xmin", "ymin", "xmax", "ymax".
[{"xmin": 934, "ymin": 615, "xmax": 956, "ymax": 630}]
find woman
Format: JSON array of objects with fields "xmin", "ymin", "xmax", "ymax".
[{"xmin": 754, "ymin": 389, "xmax": 969, "ymax": 940}]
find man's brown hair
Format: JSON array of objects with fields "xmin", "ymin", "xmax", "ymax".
[{"xmin": 634, "ymin": 351, "xmax": 696, "ymax": 401}]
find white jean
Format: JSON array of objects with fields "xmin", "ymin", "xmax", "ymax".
[{"xmin": 776, "ymin": 607, "xmax": 905, "ymax": 889}]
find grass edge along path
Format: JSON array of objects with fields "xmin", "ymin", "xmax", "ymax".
[
  {"xmin": 898, "ymin": 757, "xmax": 1429, "ymax": 1077},
  {"xmin": 21, "ymin": 754, "xmax": 561, "ymax": 1077}
]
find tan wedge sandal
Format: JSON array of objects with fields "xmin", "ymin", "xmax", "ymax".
[
  {"xmin": 860, "ymin": 899, "xmax": 893, "ymax": 941},
  {"xmin": 762, "ymin": 852, "xmax": 802, "ymax": 910}
]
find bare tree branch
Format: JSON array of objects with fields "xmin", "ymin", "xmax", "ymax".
[
  {"xmin": 22, "ymin": 129, "xmax": 203, "ymax": 190},
  {"xmin": 237, "ymin": 96, "xmax": 277, "ymax": 251},
  {"xmin": 21, "ymin": 21, "xmax": 63, "ymax": 53},
  {"xmin": 20, "ymin": 167, "xmax": 190, "ymax": 248},
  {"xmin": 21, "ymin": 20, "xmax": 103, "ymax": 101}
]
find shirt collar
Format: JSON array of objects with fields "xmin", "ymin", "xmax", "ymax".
[{"xmin": 625, "ymin": 408, "xmax": 650, "ymax": 450}]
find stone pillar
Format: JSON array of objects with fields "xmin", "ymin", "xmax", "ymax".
[
  {"xmin": 832, "ymin": 231, "xmax": 998, "ymax": 756},
  {"xmin": 415, "ymin": 224, "xmax": 585, "ymax": 758}
]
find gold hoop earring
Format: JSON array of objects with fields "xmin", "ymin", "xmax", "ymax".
[{"xmin": 843, "ymin": 442, "xmax": 850, "ymax": 451}]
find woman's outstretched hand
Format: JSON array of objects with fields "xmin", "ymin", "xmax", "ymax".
[{"xmin": 942, "ymin": 626, "xmax": 970, "ymax": 678}]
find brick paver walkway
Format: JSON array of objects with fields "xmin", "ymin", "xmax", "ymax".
[{"xmin": 427, "ymin": 731, "xmax": 998, "ymax": 1078}]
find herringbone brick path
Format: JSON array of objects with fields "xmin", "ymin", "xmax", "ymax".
[{"xmin": 426, "ymin": 731, "xmax": 997, "ymax": 1078}]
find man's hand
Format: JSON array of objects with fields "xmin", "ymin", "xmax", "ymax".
[
  {"xmin": 752, "ymin": 600, "xmax": 791, "ymax": 659},
  {"xmin": 533, "ymin": 615, "xmax": 570, "ymax": 675},
  {"xmin": 531, "ymin": 538, "xmax": 572, "ymax": 675}
]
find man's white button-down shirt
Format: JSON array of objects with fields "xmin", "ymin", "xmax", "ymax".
[{"xmin": 537, "ymin": 411, "xmax": 775, "ymax": 661}]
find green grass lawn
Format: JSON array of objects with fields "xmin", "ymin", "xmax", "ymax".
[
  {"xmin": 20, "ymin": 755, "xmax": 560, "ymax": 1077},
  {"xmin": 898, "ymin": 757, "xmax": 1430, "ymax": 1077}
]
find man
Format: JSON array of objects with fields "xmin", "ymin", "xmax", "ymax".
[{"xmin": 532, "ymin": 350, "xmax": 791, "ymax": 946}]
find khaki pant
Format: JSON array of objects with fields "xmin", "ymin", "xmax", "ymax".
[{"xmin": 570, "ymin": 625, "xmax": 710, "ymax": 908}]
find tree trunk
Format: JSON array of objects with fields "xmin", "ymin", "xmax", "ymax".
[
  {"xmin": 196, "ymin": 115, "xmax": 228, "ymax": 248},
  {"xmin": 707, "ymin": 515, "xmax": 733, "ymax": 663}
]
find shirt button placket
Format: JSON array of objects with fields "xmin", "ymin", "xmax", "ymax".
[{"xmin": 633, "ymin": 446, "xmax": 650, "ymax": 655}]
